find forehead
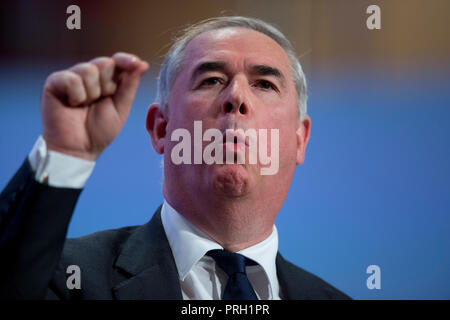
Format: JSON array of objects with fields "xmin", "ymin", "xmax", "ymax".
[{"xmin": 181, "ymin": 27, "xmax": 291, "ymax": 74}]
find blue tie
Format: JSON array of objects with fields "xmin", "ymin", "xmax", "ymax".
[{"xmin": 207, "ymin": 249, "xmax": 258, "ymax": 300}]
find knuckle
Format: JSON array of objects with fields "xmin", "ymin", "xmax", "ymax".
[
  {"xmin": 46, "ymin": 71, "xmax": 64, "ymax": 85},
  {"xmin": 86, "ymin": 65, "xmax": 99, "ymax": 80},
  {"xmin": 73, "ymin": 63, "xmax": 99, "ymax": 80},
  {"xmin": 112, "ymin": 52, "xmax": 137, "ymax": 64},
  {"xmin": 92, "ymin": 56, "xmax": 109, "ymax": 62},
  {"xmin": 44, "ymin": 72, "xmax": 58, "ymax": 89},
  {"xmin": 93, "ymin": 56, "xmax": 114, "ymax": 68},
  {"xmin": 104, "ymin": 82, "xmax": 117, "ymax": 95},
  {"xmin": 90, "ymin": 85, "xmax": 102, "ymax": 100},
  {"xmin": 66, "ymin": 72, "xmax": 83, "ymax": 88},
  {"xmin": 103, "ymin": 59, "xmax": 116, "ymax": 74},
  {"xmin": 112, "ymin": 52, "xmax": 124, "ymax": 59},
  {"xmin": 98, "ymin": 59, "xmax": 116, "ymax": 81}
]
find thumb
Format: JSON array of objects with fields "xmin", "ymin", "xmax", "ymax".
[{"xmin": 113, "ymin": 60, "xmax": 149, "ymax": 120}]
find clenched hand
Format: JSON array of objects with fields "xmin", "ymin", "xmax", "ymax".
[{"xmin": 41, "ymin": 52, "xmax": 149, "ymax": 161}]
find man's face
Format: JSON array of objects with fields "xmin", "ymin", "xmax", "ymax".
[{"xmin": 163, "ymin": 27, "xmax": 309, "ymax": 199}]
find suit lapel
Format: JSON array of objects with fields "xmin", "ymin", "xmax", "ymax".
[
  {"xmin": 112, "ymin": 206, "xmax": 183, "ymax": 299},
  {"xmin": 277, "ymin": 252, "xmax": 350, "ymax": 300},
  {"xmin": 276, "ymin": 252, "xmax": 310, "ymax": 299},
  {"xmin": 111, "ymin": 207, "xmax": 327, "ymax": 300}
]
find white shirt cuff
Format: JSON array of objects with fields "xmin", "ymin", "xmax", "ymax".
[{"xmin": 27, "ymin": 135, "xmax": 95, "ymax": 189}]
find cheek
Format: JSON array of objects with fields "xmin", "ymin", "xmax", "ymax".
[
  {"xmin": 264, "ymin": 100, "xmax": 299, "ymax": 163},
  {"xmin": 252, "ymin": 90, "xmax": 283, "ymax": 107},
  {"xmin": 259, "ymin": 88, "xmax": 298, "ymax": 121},
  {"xmin": 166, "ymin": 96, "xmax": 216, "ymax": 140},
  {"xmin": 167, "ymin": 96, "xmax": 197, "ymax": 126},
  {"xmin": 274, "ymin": 130, "xmax": 298, "ymax": 170},
  {"xmin": 179, "ymin": 93, "xmax": 218, "ymax": 120},
  {"xmin": 263, "ymin": 104, "xmax": 298, "ymax": 130}
]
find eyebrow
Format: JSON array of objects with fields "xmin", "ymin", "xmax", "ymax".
[
  {"xmin": 191, "ymin": 61, "xmax": 286, "ymax": 86},
  {"xmin": 250, "ymin": 65, "xmax": 285, "ymax": 86},
  {"xmin": 192, "ymin": 61, "xmax": 228, "ymax": 80}
]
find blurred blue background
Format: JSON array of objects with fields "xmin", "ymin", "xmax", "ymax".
[{"xmin": 1, "ymin": 0, "xmax": 449, "ymax": 299}]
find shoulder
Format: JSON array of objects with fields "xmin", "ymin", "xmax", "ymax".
[
  {"xmin": 60, "ymin": 225, "xmax": 138, "ymax": 267},
  {"xmin": 47, "ymin": 225, "xmax": 141, "ymax": 299},
  {"xmin": 55, "ymin": 206, "xmax": 164, "ymax": 281},
  {"xmin": 47, "ymin": 208, "xmax": 167, "ymax": 299},
  {"xmin": 276, "ymin": 253, "xmax": 351, "ymax": 300}
]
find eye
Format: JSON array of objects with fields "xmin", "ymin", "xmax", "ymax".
[
  {"xmin": 199, "ymin": 77, "xmax": 222, "ymax": 87},
  {"xmin": 255, "ymin": 80, "xmax": 277, "ymax": 91}
]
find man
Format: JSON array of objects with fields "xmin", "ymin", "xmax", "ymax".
[{"xmin": 0, "ymin": 16, "xmax": 349, "ymax": 300}]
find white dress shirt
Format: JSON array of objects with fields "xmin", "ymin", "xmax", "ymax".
[
  {"xmin": 28, "ymin": 135, "xmax": 95, "ymax": 188},
  {"xmin": 27, "ymin": 136, "xmax": 282, "ymax": 300},
  {"xmin": 161, "ymin": 200, "xmax": 281, "ymax": 300}
]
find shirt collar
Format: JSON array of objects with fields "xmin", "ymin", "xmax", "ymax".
[
  {"xmin": 161, "ymin": 200, "xmax": 222, "ymax": 280},
  {"xmin": 237, "ymin": 224, "xmax": 279, "ymax": 298},
  {"xmin": 160, "ymin": 199, "xmax": 279, "ymax": 297}
]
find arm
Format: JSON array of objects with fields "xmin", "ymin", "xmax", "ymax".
[
  {"xmin": 0, "ymin": 53, "xmax": 148, "ymax": 299},
  {"xmin": 0, "ymin": 158, "xmax": 83, "ymax": 299}
]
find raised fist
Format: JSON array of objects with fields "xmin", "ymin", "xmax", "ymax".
[{"xmin": 41, "ymin": 52, "xmax": 149, "ymax": 161}]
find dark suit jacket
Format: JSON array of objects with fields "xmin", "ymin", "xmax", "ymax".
[{"xmin": 0, "ymin": 160, "xmax": 350, "ymax": 300}]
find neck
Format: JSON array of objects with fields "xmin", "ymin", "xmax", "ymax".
[{"xmin": 163, "ymin": 184, "xmax": 279, "ymax": 252}]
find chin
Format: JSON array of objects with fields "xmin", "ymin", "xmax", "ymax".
[{"xmin": 211, "ymin": 163, "xmax": 252, "ymax": 198}]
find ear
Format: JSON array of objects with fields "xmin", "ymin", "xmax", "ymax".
[
  {"xmin": 295, "ymin": 115, "xmax": 311, "ymax": 165},
  {"xmin": 146, "ymin": 103, "xmax": 167, "ymax": 154}
]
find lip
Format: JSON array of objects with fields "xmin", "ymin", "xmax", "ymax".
[
  {"xmin": 222, "ymin": 129, "xmax": 250, "ymax": 147},
  {"xmin": 221, "ymin": 129, "xmax": 248, "ymax": 156}
]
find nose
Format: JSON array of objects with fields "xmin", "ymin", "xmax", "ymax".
[{"xmin": 222, "ymin": 77, "xmax": 250, "ymax": 116}]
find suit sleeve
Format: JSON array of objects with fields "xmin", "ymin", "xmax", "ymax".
[{"xmin": 0, "ymin": 159, "xmax": 82, "ymax": 299}]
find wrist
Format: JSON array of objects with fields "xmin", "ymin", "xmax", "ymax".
[
  {"xmin": 45, "ymin": 143, "xmax": 99, "ymax": 162},
  {"xmin": 28, "ymin": 136, "xmax": 96, "ymax": 188}
]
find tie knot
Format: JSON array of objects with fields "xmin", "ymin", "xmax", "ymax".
[
  {"xmin": 206, "ymin": 249, "xmax": 250, "ymax": 276},
  {"xmin": 206, "ymin": 249, "xmax": 258, "ymax": 300}
]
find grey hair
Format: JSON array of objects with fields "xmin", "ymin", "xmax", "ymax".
[{"xmin": 155, "ymin": 16, "xmax": 308, "ymax": 120}]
